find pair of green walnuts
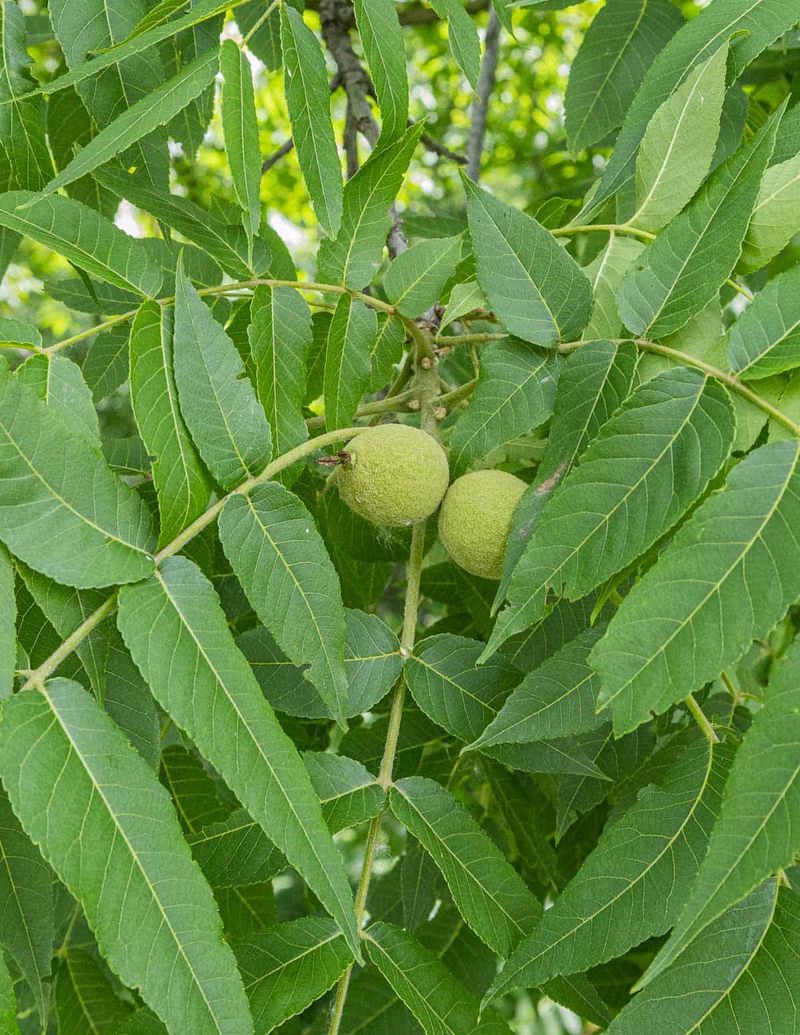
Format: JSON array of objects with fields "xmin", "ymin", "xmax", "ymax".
[{"xmin": 336, "ymin": 424, "xmax": 526, "ymax": 581}]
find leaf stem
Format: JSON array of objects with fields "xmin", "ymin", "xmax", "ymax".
[
  {"xmin": 44, "ymin": 279, "xmax": 398, "ymax": 357},
  {"xmin": 327, "ymin": 520, "xmax": 427, "ymax": 1035},
  {"xmin": 22, "ymin": 425, "xmax": 381, "ymax": 689},
  {"xmin": 306, "ymin": 387, "xmax": 418, "ymax": 430},
  {"xmin": 685, "ymin": 693, "xmax": 720, "ymax": 744},
  {"xmin": 553, "ymin": 223, "xmax": 753, "ymax": 301},
  {"xmin": 242, "ymin": 0, "xmax": 280, "ymax": 44}
]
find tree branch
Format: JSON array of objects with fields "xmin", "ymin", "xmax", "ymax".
[{"xmin": 466, "ymin": 8, "xmax": 502, "ymax": 182}]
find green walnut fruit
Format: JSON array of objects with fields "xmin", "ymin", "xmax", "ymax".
[
  {"xmin": 438, "ymin": 469, "xmax": 527, "ymax": 580},
  {"xmin": 337, "ymin": 424, "xmax": 450, "ymax": 527}
]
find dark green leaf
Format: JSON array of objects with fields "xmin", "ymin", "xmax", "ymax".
[
  {"xmin": 219, "ymin": 482, "xmax": 350, "ymax": 723},
  {"xmin": 449, "ymin": 340, "xmax": 558, "ymax": 476},
  {"xmin": 485, "ymin": 735, "xmax": 727, "ymax": 1003},
  {"xmin": 464, "ymin": 177, "xmax": 593, "ymax": 346},
  {"xmin": 117, "ymin": 555, "xmax": 361, "ymax": 960},
  {"xmin": 318, "ymin": 124, "xmax": 423, "ymax": 289},
  {"xmin": 0, "ymin": 192, "xmax": 164, "ymax": 296},
  {"xmin": 129, "ymin": 301, "xmax": 211, "ymax": 547},
  {"xmin": 728, "ymin": 265, "xmax": 800, "ymax": 380},
  {"xmin": 249, "ymin": 285, "xmax": 312, "ymax": 471},
  {"xmin": 173, "ymin": 258, "xmax": 272, "ymax": 489},
  {"xmin": 564, "ymin": 0, "xmax": 683, "ymax": 153},
  {"xmin": 239, "ymin": 608, "xmax": 401, "ymax": 720},
  {"xmin": 55, "ymin": 949, "xmax": 132, "ymax": 1034},
  {"xmin": 390, "ymin": 777, "xmax": 541, "ymax": 957},
  {"xmin": 0, "ymin": 366, "xmax": 156, "ymax": 588},
  {"xmin": 593, "ymin": 441, "xmax": 800, "ymax": 734},
  {"xmin": 489, "ymin": 369, "xmax": 734, "ymax": 655},
  {"xmin": 324, "ymin": 295, "xmax": 378, "ymax": 431},
  {"xmin": 0, "ymin": 679, "xmax": 251, "ymax": 1035},
  {"xmin": 280, "ymin": 5, "xmax": 343, "ymax": 237},
  {"xmin": 221, "ymin": 40, "xmax": 261, "ymax": 240},
  {"xmin": 0, "ymin": 791, "xmax": 53, "ymax": 1026},
  {"xmin": 353, "ymin": 0, "xmax": 408, "ymax": 143},
  {"xmin": 235, "ymin": 917, "xmax": 352, "ymax": 1035},
  {"xmin": 641, "ymin": 639, "xmax": 800, "ymax": 988},
  {"xmin": 608, "ymin": 882, "xmax": 800, "ymax": 1034}
]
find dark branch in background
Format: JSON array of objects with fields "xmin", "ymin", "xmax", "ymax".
[
  {"xmin": 262, "ymin": 124, "xmax": 466, "ymax": 175},
  {"xmin": 466, "ymin": 8, "xmax": 502, "ymax": 182},
  {"xmin": 305, "ymin": 0, "xmax": 491, "ymax": 25},
  {"xmin": 318, "ymin": 0, "xmax": 408, "ymax": 256}
]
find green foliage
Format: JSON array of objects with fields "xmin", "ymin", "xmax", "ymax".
[{"xmin": 2, "ymin": 2, "xmax": 800, "ymax": 1032}]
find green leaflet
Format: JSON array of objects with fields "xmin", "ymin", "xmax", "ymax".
[
  {"xmin": 484, "ymin": 734, "xmax": 727, "ymax": 1004},
  {"xmin": 364, "ymin": 923, "xmax": 511, "ymax": 1034},
  {"xmin": 21, "ymin": 568, "xmax": 161, "ymax": 767},
  {"xmin": 15, "ymin": 353, "xmax": 101, "ymax": 448},
  {"xmin": 581, "ymin": 0, "xmax": 798, "ymax": 219},
  {"xmin": 0, "ymin": 366, "xmax": 156, "ymax": 589},
  {"xmin": 235, "ymin": 917, "xmax": 352, "ymax": 1034},
  {"xmin": 564, "ymin": 0, "xmax": 683, "ymax": 154},
  {"xmin": 129, "ymin": 302, "xmax": 210, "ymax": 547},
  {"xmin": 728, "ymin": 265, "xmax": 800, "ymax": 380},
  {"xmin": 353, "ymin": 0, "xmax": 408, "ymax": 143},
  {"xmin": 383, "ymin": 235, "xmax": 462, "ymax": 317},
  {"xmin": 487, "ymin": 368, "xmax": 734, "ymax": 657},
  {"xmin": 405, "ymin": 633, "xmax": 607, "ymax": 778},
  {"xmin": 38, "ymin": 49, "xmax": 218, "ymax": 199},
  {"xmin": 280, "ymin": 6, "xmax": 343, "ymax": 238},
  {"xmin": 239, "ymin": 608, "xmax": 401, "ymax": 720},
  {"xmin": 618, "ymin": 108, "xmax": 782, "ymax": 339},
  {"xmin": 389, "ymin": 777, "xmax": 542, "ymax": 958},
  {"xmin": 0, "ymin": 316, "xmax": 40, "ymax": 349},
  {"xmin": 0, "ymin": 679, "xmax": 252, "ymax": 1035},
  {"xmin": 469, "ymin": 628, "xmax": 605, "ymax": 749},
  {"xmin": 632, "ymin": 44, "xmax": 728, "ymax": 232},
  {"xmin": 55, "ymin": 949, "xmax": 132, "ymax": 1034},
  {"xmin": 96, "ymin": 164, "xmax": 270, "ymax": 279},
  {"xmin": 318, "ymin": 123, "xmax": 424, "ymax": 289},
  {"xmin": 0, "ymin": 0, "xmax": 52, "ymax": 190},
  {"xmin": 740, "ymin": 151, "xmax": 800, "ymax": 271},
  {"xmin": 47, "ymin": 84, "xmax": 117, "ymax": 214},
  {"xmin": 486, "ymin": 765, "xmax": 561, "ymax": 897},
  {"xmin": 249, "ymin": 285, "xmax": 311, "ymax": 470},
  {"xmin": 220, "ymin": 40, "xmax": 261, "ymax": 240},
  {"xmin": 639, "ymin": 639, "xmax": 800, "ymax": 989},
  {"xmin": 464, "ymin": 177, "xmax": 593, "ymax": 346},
  {"xmin": 0, "ymin": 951, "xmax": 17, "ymax": 1035},
  {"xmin": 608, "ymin": 882, "xmax": 800, "ymax": 1034},
  {"xmin": 188, "ymin": 752, "xmax": 384, "ymax": 887},
  {"xmin": 39, "ymin": 0, "xmax": 226, "ymax": 100},
  {"xmin": 0, "ymin": 545, "xmax": 12, "ymax": 699},
  {"xmin": 581, "ymin": 236, "xmax": 645, "ymax": 339},
  {"xmin": 0, "ymin": 790, "xmax": 53, "ymax": 1026},
  {"xmin": 173, "ymin": 259, "xmax": 272, "ymax": 490},
  {"xmin": 117, "ymin": 555, "xmax": 361, "ymax": 960},
  {"xmin": 0, "ymin": 192, "xmax": 164, "ymax": 296},
  {"xmin": 219, "ymin": 482, "xmax": 350, "ymax": 724},
  {"xmin": 161, "ymin": 744, "xmax": 231, "ymax": 836},
  {"xmin": 428, "ymin": 0, "xmax": 480, "ymax": 89},
  {"xmin": 448, "ymin": 340, "xmax": 559, "ymax": 476},
  {"xmin": 323, "ymin": 295, "xmax": 378, "ymax": 431},
  {"xmin": 593, "ymin": 440, "xmax": 800, "ymax": 735},
  {"xmin": 49, "ymin": 0, "xmax": 168, "ymax": 190},
  {"xmin": 497, "ymin": 340, "xmax": 638, "ymax": 600}
]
